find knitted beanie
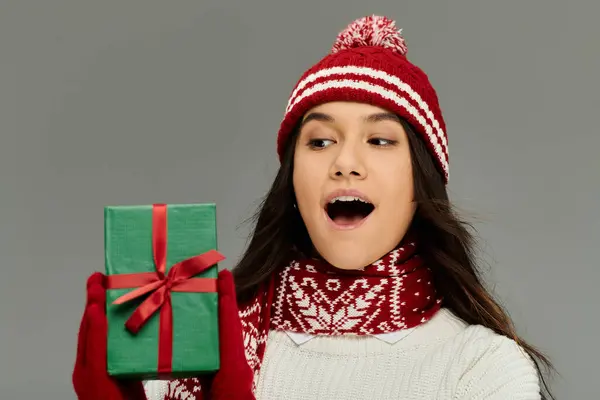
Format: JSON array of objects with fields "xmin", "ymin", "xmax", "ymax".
[{"xmin": 276, "ymin": 15, "xmax": 450, "ymax": 183}]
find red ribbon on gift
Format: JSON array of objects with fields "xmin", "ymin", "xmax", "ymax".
[{"xmin": 106, "ymin": 203, "xmax": 224, "ymax": 374}]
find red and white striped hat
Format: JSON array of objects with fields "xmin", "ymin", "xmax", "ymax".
[{"xmin": 276, "ymin": 15, "xmax": 450, "ymax": 183}]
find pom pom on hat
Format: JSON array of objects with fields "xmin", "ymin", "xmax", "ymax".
[{"xmin": 330, "ymin": 15, "xmax": 408, "ymax": 55}]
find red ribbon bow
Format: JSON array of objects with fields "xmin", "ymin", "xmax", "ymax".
[{"xmin": 106, "ymin": 203, "xmax": 225, "ymax": 374}]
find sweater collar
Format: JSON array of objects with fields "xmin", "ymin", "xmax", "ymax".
[{"xmin": 285, "ymin": 327, "xmax": 417, "ymax": 345}]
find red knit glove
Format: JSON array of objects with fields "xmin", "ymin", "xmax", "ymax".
[
  {"xmin": 167, "ymin": 269, "xmax": 255, "ymax": 400},
  {"xmin": 72, "ymin": 272, "xmax": 147, "ymax": 400},
  {"xmin": 208, "ymin": 268, "xmax": 255, "ymax": 399}
]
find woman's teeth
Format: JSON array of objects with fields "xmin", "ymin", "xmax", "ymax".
[{"xmin": 329, "ymin": 196, "xmax": 370, "ymax": 204}]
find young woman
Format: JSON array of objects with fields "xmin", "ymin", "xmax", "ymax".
[{"xmin": 73, "ymin": 15, "xmax": 555, "ymax": 400}]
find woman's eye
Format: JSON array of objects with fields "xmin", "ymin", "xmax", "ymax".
[
  {"xmin": 308, "ymin": 139, "xmax": 335, "ymax": 149},
  {"xmin": 368, "ymin": 138, "xmax": 397, "ymax": 146}
]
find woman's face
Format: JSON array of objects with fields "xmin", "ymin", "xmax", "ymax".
[{"xmin": 293, "ymin": 101, "xmax": 416, "ymax": 270}]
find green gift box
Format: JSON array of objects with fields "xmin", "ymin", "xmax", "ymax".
[{"xmin": 104, "ymin": 203, "xmax": 222, "ymax": 379}]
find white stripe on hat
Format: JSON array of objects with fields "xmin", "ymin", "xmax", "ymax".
[
  {"xmin": 286, "ymin": 65, "xmax": 448, "ymax": 156},
  {"xmin": 286, "ymin": 78, "xmax": 448, "ymax": 177}
]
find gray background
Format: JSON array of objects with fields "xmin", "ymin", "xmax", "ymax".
[{"xmin": 1, "ymin": 0, "xmax": 598, "ymax": 398}]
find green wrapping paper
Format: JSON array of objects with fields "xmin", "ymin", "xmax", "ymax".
[{"xmin": 104, "ymin": 203, "xmax": 220, "ymax": 379}]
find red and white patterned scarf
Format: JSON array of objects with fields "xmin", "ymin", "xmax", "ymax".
[{"xmin": 165, "ymin": 241, "xmax": 442, "ymax": 398}]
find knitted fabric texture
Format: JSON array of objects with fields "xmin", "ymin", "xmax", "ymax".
[
  {"xmin": 163, "ymin": 241, "xmax": 442, "ymax": 398},
  {"xmin": 270, "ymin": 242, "xmax": 441, "ymax": 335},
  {"xmin": 276, "ymin": 15, "xmax": 450, "ymax": 182}
]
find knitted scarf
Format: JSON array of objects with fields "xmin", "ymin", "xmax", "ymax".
[{"xmin": 164, "ymin": 241, "xmax": 442, "ymax": 398}]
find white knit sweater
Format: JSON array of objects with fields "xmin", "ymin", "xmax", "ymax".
[{"xmin": 143, "ymin": 308, "xmax": 540, "ymax": 399}]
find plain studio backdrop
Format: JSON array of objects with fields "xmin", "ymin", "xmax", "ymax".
[{"xmin": 1, "ymin": 1, "xmax": 598, "ymax": 398}]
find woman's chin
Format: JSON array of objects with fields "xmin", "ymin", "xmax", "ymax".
[{"xmin": 314, "ymin": 245, "xmax": 387, "ymax": 270}]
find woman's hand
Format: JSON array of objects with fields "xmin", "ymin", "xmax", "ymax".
[
  {"xmin": 72, "ymin": 272, "xmax": 147, "ymax": 400},
  {"xmin": 208, "ymin": 269, "xmax": 256, "ymax": 399}
]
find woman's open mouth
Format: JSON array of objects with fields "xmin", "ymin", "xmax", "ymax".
[{"xmin": 325, "ymin": 195, "xmax": 375, "ymax": 229}]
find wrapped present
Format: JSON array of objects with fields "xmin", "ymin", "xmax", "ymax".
[{"xmin": 104, "ymin": 203, "xmax": 223, "ymax": 379}]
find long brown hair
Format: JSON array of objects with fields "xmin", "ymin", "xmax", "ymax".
[{"xmin": 232, "ymin": 119, "xmax": 556, "ymax": 399}]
